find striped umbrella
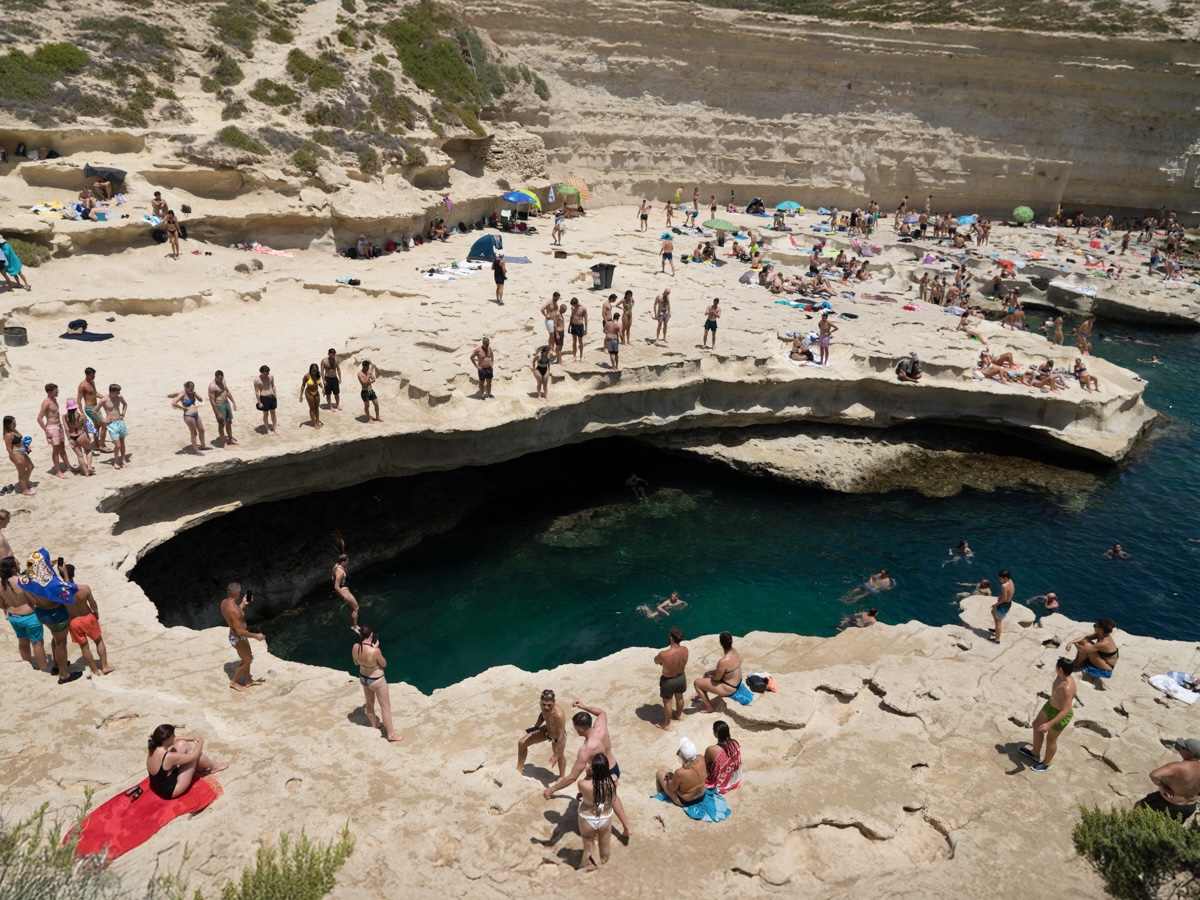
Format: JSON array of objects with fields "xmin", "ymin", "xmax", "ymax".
[{"xmin": 565, "ymin": 178, "xmax": 591, "ymax": 201}]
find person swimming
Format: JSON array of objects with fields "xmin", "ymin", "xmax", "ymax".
[
  {"xmin": 843, "ymin": 569, "xmax": 894, "ymax": 603},
  {"xmin": 639, "ymin": 591, "xmax": 688, "ymax": 620}
]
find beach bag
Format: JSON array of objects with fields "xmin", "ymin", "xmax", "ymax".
[
  {"xmin": 345, "ymin": 246, "xmax": 358, "ymax": 260},
  {"xmin": 152, "ymin": 229, "xmax": 167, "ymax": 244},
  {"xmin": 178, "ymin": 224, "xmax": 188, "ymax": 240},
  {"xmin": 386, "ymin": 239, "xmax": 397, "ymax": 253},
  {"xmin": 746, "ymin": 674, "xmax": 768, "ymax": 693},
  {"xmin": 180, "ymin": 204, "xmax": 191, "ymax": 214}
]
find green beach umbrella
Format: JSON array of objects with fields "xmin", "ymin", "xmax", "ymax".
[
  {"xmin": 776, "ymin": 201, "xmax": 801, "ymax": 211},
  {"xmin": 1012, "ymin": 206, "xmax": 1034, "ymax": 224},
  {"xmin": 702, "ymin": 218, "xmax": 737, "ymax": 232},
  {"xmin": 556, "ymin": 184, "xmax": 580, "ymax": 197}
]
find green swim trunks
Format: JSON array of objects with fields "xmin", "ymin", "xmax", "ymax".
[
  {"xmin": 1041, "ymin": 701, "xmax": 1074, "ymax": 732},
  {"xmin": 215, "ymin": 400, "xmax": 233, "ymax": 423}
]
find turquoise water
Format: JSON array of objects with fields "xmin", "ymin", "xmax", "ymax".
[{"xmin": 267, "ymin": 327, "xmax": 1200, "ymax": 693}]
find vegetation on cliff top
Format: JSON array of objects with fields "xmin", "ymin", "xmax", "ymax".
[{"xmin": 1074, "ymin": 804, "xmax": 1200, "ymax": 900}]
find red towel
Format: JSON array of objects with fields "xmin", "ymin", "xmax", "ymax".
[{"xmin": 69, "ymin": 775, "xmax": 222, "ymax": 863}]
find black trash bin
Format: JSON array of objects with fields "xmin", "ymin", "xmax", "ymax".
[{"xmin": 590, "ymin": 263, "xmax": 617, "ymax": 290}]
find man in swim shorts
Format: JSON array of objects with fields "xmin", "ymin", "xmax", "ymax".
[
  {"xmin": 58, "ymin": 561, "xmax": 114, "ymax": 675},
  {"xmin": 1019, "ymin": 657, "xmax": 1076, "ymax": 772},
  {"xmin": 320, "ymin": 349, "xmax": 342, "ymax": 412},
  {"xmin": 358, "ymin": 360, "xmax": 380, "ymax": 422},
  {"xmin": 1065, "ymin": 618, "xmax": 1119, "ymax": 688},
  {"xmin": 97, "ymin": 383, "xmax": 128, "ymax": 469},
  {"xmin": 36, "ymin": 383, "xmax": 71, "ymax": 480},
  {"xmin": 604, "ymin": 313, "xmax": 621, "ymax": 370},
  {"xmin": 208, "ymin": 370, "xmax": 238, "ymax": 447},
  {"xmin": 541, "ymin": 292, "xmax": 561, "ymax": 341},
  {"xmin": 702, "ymin": 298, "xmax": 721, "ymax": 349},
  {"xmin": 254, "ymin": 365, "xmax": 278, "ymax": 436},
  {"xmin": 553, "ymin": 305, "xmax": 567, "ymax": 365},
  {"xmin": 654, "ymin": 626, "xmax": 689, "ymax": 731},
  {"xmin": 470, "ymin": 337, "xmax": 495, "ymax": 399},
  {"xmin": 220, "ymin": 582, "xmax": 265, "ymax": 692},
  {"xmin": 637, "ymin": 199, "xmax": 650, "ymax": 232},
  {"xmin": 517, "ymin": 688, "xmax": 567, "ymax": 779},
  {"xmin": 817, "ymin": 312, "xmax": 838, "ymax": 366},
  {"xmin": 77, "ymin": 367, "xmax": 106, "ymax": 452},
  {"xmin": 542, "ymin": 700, "xmax": 632, "ymax": 837},
  {"xmin": 2, "ymin": 554, "xmax": 50, "ymax": 672},
  {"xmin": 990, "ymin": 569, "xmax": 1014, "ymax": 643},
  {"xmin": 1135, "ymin": 738, "xmax": 1200, "ymax": 821},
  {"xmin": 569, "ymin": 298, "xmax": 588, "ymax": 362},
  {"xmin": 29, "ymin": 588, "xmax": 77, "ymax": 684}
]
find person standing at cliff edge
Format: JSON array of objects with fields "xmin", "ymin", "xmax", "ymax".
[
  {"xmin": 471, "ymin": 336, "xmax": 495, "ymax": 399},
  {"xmin": 1019, "ymin": 656, "xmax": 1076, "ymax": 773},
  {"xmin": 220, "ymin": 582, "xmax": 265, "ymax": 692},
  {"xmin": 654, "ymin": 626, "xmax": 689, "ymax": 731},
  {"xmin": 989, "ymin": 569, "xmax": 1014, "ymax": 644},
  {"xmin": 817, "ymin": 312, "xmax": 838, "ymax": 366}
]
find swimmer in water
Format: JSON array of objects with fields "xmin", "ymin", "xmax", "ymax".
[
  {"xmin": 843, "ymin": 569, "xmax": 894, "ymax": 603},
  {"xmin": 837, "ymin": 607, "xmax": 879, "ymax": 630},
  {"xmin": 945, "ymin": 539, "xmax": 974, "ymax": 562},
  {"xmin": 1028, "ymin": 591, "xmax": 1060, "ymax": 613},
  {"xmin": 1102, "ymin": 542, "xmax": 1131, "ymax": 560},
  {"xmin": 954, "ymin": 578, "xmax": 991, "ymax": 602},
  {"xmin": 1137, "ymin": 355, "xmax": 1161, "ymax": 364},
  {"xmin": 639, "ymin": 591, "xmax": 688, "ymax": 620}
]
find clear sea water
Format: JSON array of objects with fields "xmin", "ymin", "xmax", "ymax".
[{"xmin": 266, "ymin": 326, "xmax": 1200, "ymax": 693}]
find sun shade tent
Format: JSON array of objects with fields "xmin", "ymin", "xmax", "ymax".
[
  {"xmin": 468, "ymin": 234, "xmax": 503, "ymax": 262},
  {"xmin": 84, "ymin": 164, "xmax": 127, "ymax": 183}
]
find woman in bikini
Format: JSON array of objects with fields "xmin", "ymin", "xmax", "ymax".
[
  {"xmin": 352, "ymin": 625, "xmax": 403, "ymax": 743},
  {"xmin": 704, "ymin": 720, "xmax": 743, "ymax": 794},
  {"xmin": 532, "ymin": 345, "xmax": 551, "ymax": 400},
  {"xmin": 1066, "ymin": 619, "xmax": 1119, "ymax": 682},
  {"xmin": 164, "ymin": 210, "xmax": 181, "ymax": 260},
  {"xmin": 146, "ymin": 723, "xmax": 227, "ymax": 800},
  {"xmin": 63, "ymin": 400, "xmax": 95, "ymax": 475},
  {"xmin": 1074, "ymin": 357, "xmax": 1100, "ymax": 392},
  {"xmin": 331, "ymin": 533, "xmax": 359, "ymax": 627},
  {"xmin": 171, "ymin": 381, "xmax": 209, "ymax": 454},
  {"xmin": 656, "ymin": 737, "xmax": 707, "ymax": 807},
  {"xmin": 692, "ymin": 631, "xmax": 742, "ymax": 712},
  {"xmin": 576, "ymin": 752, "xmax": 618, "ymax": 870},
  {"xmin": 300, "ymin": 363, "xmax": 322, "ymax": 428},
  {"xmin": 619, "ymin": 291, "xmax": 634, "ymax": 345},
  {"xmin": 4, "ymin": 416, "xmax": 34, "ymax": 495}
]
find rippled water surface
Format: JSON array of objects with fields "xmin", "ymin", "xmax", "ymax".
[{"xmin": 267, "ymin": 327, "xmax": 1200, "ymax": 692}]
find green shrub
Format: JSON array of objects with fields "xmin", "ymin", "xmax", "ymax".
[
  {"xmin": 6, "ymin": 237, "xmax": 51, "ymax": 268},
  {"xmin": 403, "ymin": 145, "xmax": 427, "ymax": 167},
  {"xmin": 532, "ymin": 74, "xmax": 550, "ymax": 101},
  {"xmin": 286, "ymin": 48, "xmax": 344, "ymax": 90},
  {"xmin": 519, "ymin": 63, "xmax": 531, "ymax": 83},
  {"xmin": 210, "ymin": 53, "xmax": 245, "ymax": 87},
  {"xmin": 0, "ymin": 799, "xmax": 127, "ymax": 898},
  {"xmin": 222, "ymin": 99, "xmax": 248, "ymax": 120},
  {"xmin": 268, "ymin": 24, "xmax": 294, "ymax": 43},
  {"xmin": 1073, "ymin": 804, "xmax": 1200, "ymax": 900},
  {"xmin": 341, "ymin": 0, "xmax": 357, "ymax": 10},
  {"xmin": 371, "ymin": 52, "xmax": 388, "ymax": 66},
  {"xmin": 31, "ymin": 42, "xmax": 89, "ymax": 74},
  {"xmin": 218, "ymin": 826, "xmax": 354, "ymax": 900},
  {"xmin": 154, "ymin": 85, "xmax": 177, "ymax": 100},
  {"xmin": 249, "ymin": 78, "xmax": 298, "ymax": 106},
  {"xmin": 337, "ymin": 28, "xmax": 356, "ymax": 48},
  {"xmin": 211, "ymin": 2, "xmax": 260, "ymax": 56},
  {"xmin": 358, "ymin": 146, "xmax": 380, "ymax": 174},
  {"xmin": 218, "ymin": 125, "xmax": 268, "ymax": 155}
]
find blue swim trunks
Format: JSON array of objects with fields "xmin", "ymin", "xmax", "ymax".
[
  {"xmin": 34, "ymin": 604, "xmax": 70, "ymax": 633},
  {"xmin": 995, "ymin": 603, "xmax": 1011, "ymax": 620},
  {"xmin": 8, "ymin": 612, "xmax": 44, "ymax": 643},
  {"xmin": 1082, "ymin": 664, "xmax": 1112, "ymax": 679},
  {"xmin": 107, "ymin": 419, "xmax": 128, "ymax": 441}
]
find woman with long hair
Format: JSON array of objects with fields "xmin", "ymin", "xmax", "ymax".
[
  {"xmin": 145, "ymin": 724, "xmax": 227, "ymax": 800},
  {"xmin": 1, "ymin": 555, "xmax": 50, "ymax": 671},
  {"xmin": 576, "ymin": 752, "xmax": 618, "ymax": 870},
  {"xmin": 351, "ymin": 624, "xmax": 404, "ymax": 743},
  {"xmin": 164, "ymin": 210, "xmax": 181, "ymax": 260},
  {"xmin": 300, "ymin": 363, "xmax": 322, "ymax": 428},
  {"xmin": 171, "ymin": 381, "xmax": 209, "ymax": 454},
  {"xmin": 4, "ymin": 416, "xmax": 34, "ymax": 495},
  {"xmin": 63, "ymin": 401, "xmax": 95, "ymax": 475},
  {"xmin": 332, "ymin": 532, "xmax": 359, "ymax": 627},
  {"xmin": 704, "ymin": 719, "xmax": 742, "ymax": 794}
]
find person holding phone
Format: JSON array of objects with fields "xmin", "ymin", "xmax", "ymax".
[
  {"xmin": 352, "ymin": 624, "xmax": 403, "ymax": 743},
  {"xmin": 219, "ymin": 582, "xmax": 264, "ymax": 692}
]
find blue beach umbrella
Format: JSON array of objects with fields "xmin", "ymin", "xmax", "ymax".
[
  {"xmin": 502, "ymin": 191, "xmax": 528, "ymax": 204},
  {"xmin": 957, "ymin": 215, "xmax": 977, "ymax": 225},
  {"xmin": 776, "ymin": 201, "xmax": 801, "ymax": 211}
]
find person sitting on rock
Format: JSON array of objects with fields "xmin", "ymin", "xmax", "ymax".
[
  {"xmin": 656, "ymin": 737, "xmax": 707, "ymax": 807},
  {"xmin": 356, "ymin": 234, "xmax": 374, "ymax": 260},
  {"xmin": 93, "ymin": 175, "xmax": 113, "ymax": 201},
  {"xmin": 896, "ymin": 352, "xmax": 922, "ymax": 382},
  {"xmin": 1065, "ymin": 618, "xmax": 1119, "ymax": 686}
]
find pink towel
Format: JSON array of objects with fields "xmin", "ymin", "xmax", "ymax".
[{"xmin": 903, "ymin": 303, "xmax": 927, "ymax": 311}]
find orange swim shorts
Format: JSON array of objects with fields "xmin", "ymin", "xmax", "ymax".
[{"xmin": 69, "ymin": 612, "xmax": 102, "ymax": 645}]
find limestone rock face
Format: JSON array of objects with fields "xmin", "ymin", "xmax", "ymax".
[{"xmin": 462, "ymin": 0, "xmax": 1200, "ymax": 216}]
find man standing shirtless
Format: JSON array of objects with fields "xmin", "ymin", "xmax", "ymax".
[
  {"xmin": 1019, "ymin": 657, "xmax": 1076, "ymax": 772},
  {"xmin": 470, "ymin": 337, "xmax": 495, "ymax": 399},
  {"xmin": 542, "ymin": 701, "xmax": 632, "ymax": 837},
  {"xmin": 208, "ymin": 370, "xmax": 237, "ymax": 447},
  {"xmin": 1135, "ymin": 738, "xmax": 1200, "ymax": 821},
  {"xmin": 817, "ymin": 312, "xmax": 838, "ymax": 366},
  {"xmin": 57, "ymin": 561, "xmax": 114, "ymax": 675},
  {"xmin": 654, "ymin": 626, "xmax": 689, "ymax": 731},
  {"xmin": 553, "ymin": 305, "xmax": 567, "ymax": 365},
  {"xmin": 254, "ymin": 365, "xmax": 278, "ymax": 436},
  {"xmin": 77, "ymin": 368, "xmax": 106, "ymax": 453},
  {"xmin": 97, "ymin": 384, "xmax": 128, "ymax": 469},
  {"xmin": 569, "ymin": 298, "xmax": 588, "ymax": 362},
  {"xmin": 990, "ymin": 569, "xmax": 1015, "ymax": 643},
  {"xmin": 320, "ymin": 349, "xmax": 342, "ymax": 411},
  {"xmin": 358, "ymin": 360, "xmax": 380, "ymax": 422},
  {"xmin": 36, "ymin": 383, "xmax": 70, "ymax": 479},
  {"xmin": 702, "ymin": 298, "xmax": 721, "ymax": 349},
  {"xmin": 517, "ymin": 688, "xmax": 567, "ymax": 779},
  {"xmin": 220, "ymin": 582, "xmax": 265, "ymax": 692},
  {"xmin": 541, "ymin": 292, "xmax": 560, "ymax": 345}
]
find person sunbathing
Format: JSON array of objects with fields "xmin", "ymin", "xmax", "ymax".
[
  {"xmin": 980, "ymin": 349, "xmax": 1015, "ymax": 368},
  {"xmin": 1074, "ymin": 358, "xmax": 1100, "ymax": 392},
  {"xmin": 856, "ymin": 262, "xmax": 872, "ymax": 281},
  {"xmin": 1023, "ymin": 360, "xmax": 1065, "ymax": 392},
  {"xmin": 790, "ymin": 336, "xmax": 814, "ymax": 361},
  {"xmin": 730, "ymin": 241, "xmax": 742, "ymax": 257}
]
